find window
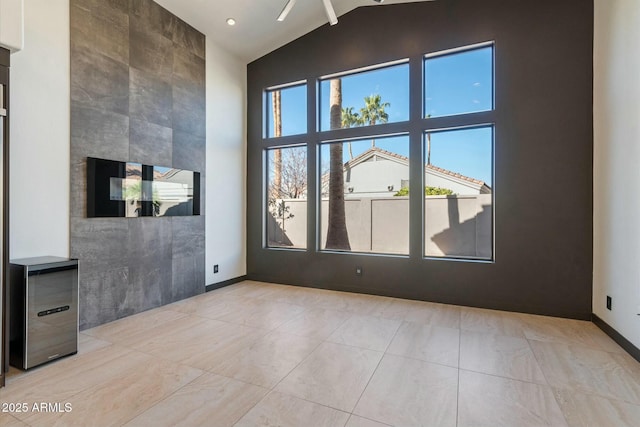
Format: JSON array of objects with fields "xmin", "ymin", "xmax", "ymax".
[
  {"xmin": 261, "ymin": 42, "xmax": 494, "ymax": 261},
  {"xmin": 265, "ymin": 83, "xmax": 307, "ymax": 138},
  {"xmin": 266, "ymin": 145, "xmax": 307, "ymax": 249},
  {"xmin": 424, "ymin": 45, "xmax": 493, "ymax": 117},
  {"xmin": 319, "ymin": 135, "xmax": 409, "ymax": 255},
  {"xmin": 424, "ymin": 127, "xmax": 493, "ymax": 259},
  {"xmin": 423, "ymin": 44, "xmax": 494, "ymax": 259},
  {"xmin": 319, "ymin": 62, "xmax": 409, "ymax": 131}
]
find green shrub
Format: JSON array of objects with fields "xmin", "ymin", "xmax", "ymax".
[{"xmin": 394, "ymin": 186, "xmax": 454, "ymax": 196}]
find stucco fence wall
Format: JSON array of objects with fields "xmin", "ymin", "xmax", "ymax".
[{"xmin": 268, "ymin": 195, "xmax": 493, "ymax": 258}]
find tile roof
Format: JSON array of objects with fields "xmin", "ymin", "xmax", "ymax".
[{"xmin": 346, "ymin": 147, "xmax": 487, "ymax": 187}]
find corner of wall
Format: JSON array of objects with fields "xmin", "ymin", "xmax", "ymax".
[
  {"xmin": 205, "ymin": 40, "xmax": 247, "ymax": 285},
  {"xmin": 593, "ymin": 0, "xmax": 640, "ymax": 349},
  {"xmin": 9, "ymin": 0, "xmax": 70, "ymax": 259}
]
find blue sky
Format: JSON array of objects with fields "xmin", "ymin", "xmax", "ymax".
[{"xmin": 267, "ymin": 46, "xmax": 493, "ymax": 185}]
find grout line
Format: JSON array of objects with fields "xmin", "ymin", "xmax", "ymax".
[
  {"xmin": 524, "ymin": 335, "xmax": 571, "ymax": 426},
  {"xmin": 230, "ymin": 389, "xmax": 352, "ymax": 426},
  {"xmin": 345, "ymin": 414, "xmax": 394, "ymax": 427},
  {"xmin": 268, "ymin": 338, "xmax": 326, "ymax": 392},
  {"xmin": 349, "ymin": 320, "xmax": 402, "ymax": 417},
  {"xmin": 117, "ymin": 370, "xmax": 209, "ymax": 426},
  {"xmin": 13, "ymin": 348, "xmax": 174, "ymax": 426},
  {"xmin": 458, "ymin": 367, "xmax": 551, "ymax": 387}
]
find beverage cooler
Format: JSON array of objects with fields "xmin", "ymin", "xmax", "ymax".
[{"xmin": 9, "ymin": 257, "xmax": 79, "ymax": 370}]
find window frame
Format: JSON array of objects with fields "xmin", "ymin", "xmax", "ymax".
[
  {"xmin": 263, "ymin": 80, "xmax": 308, "ymax": 140},
  {"xmin": 260, "ymin": 42, "xmax": 496, "ymax": 262}
]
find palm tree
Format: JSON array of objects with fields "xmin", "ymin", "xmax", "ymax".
[
  {"xmin": 271, "ymin": 90, "xmax": 282, "ymax": 196},
  {"xmin": 360, "ymin": 94, "xmax": 390, "ymax": 147},
  {"xmin": 325, "ymin": 79, "xmax": 351, "ymax": 250},
  {"xmin": 341, "ymin": 106, "xmax": 361, "ymax": 159}
]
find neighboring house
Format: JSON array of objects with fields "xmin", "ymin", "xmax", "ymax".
[{"xmin": 321, "ymin": 147, "xmax": 492, "ymax": 198}]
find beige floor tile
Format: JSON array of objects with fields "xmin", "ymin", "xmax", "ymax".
[
  {"xmin": 2, "ymin": 345, "xmax": 133, "ymax": 403},
  {"xmin": 403, "ymin": 300, "xmax": 461, "ymax": 328},
  {"xmin": 114, "ymin": 313, "xmax": 210, "ymax": 348},
  {"xmin": 582, "ymin": 323, "xmax": 628, "ymax": 354},
  {"xmin": 530, "ymin": 340, "xmax": 640, "ymax": 404},
  {"xmin": 270, "ymin": 286, "xmax": 331, "ymax": 306},
  {"xmin": 126, "ymin": 316, "xmax": 264, "ymax": 371},
  {"xmin": 216, "ymin": 280, "xmax": 289, "ymax": 299},
  {"xmin": 83, "ymin": 308, "xmax": 188, "ymax": 344},
  {"xmin": 612, "ymin": 351, "xmax": 640, "ymax": 377},
  {"xmin": 327, "ymin": 314, "xmax": 401, "ymax": 351},
  {"xmin": 212, "ymin": 297, "xmax": 307, "ymax": 330},
  {"xmin": 303, "ymin": 289, "xmax": 390, "ymax": 316},
  {"xmin": 386, "ymin": 321, "xmax": 460, "ymax": 367},
  {"xmin": 275, "ymin": 307, "xmax": 352, "ymax": 340},
  {"xmin": 460, "ymin": 330, "xmax": 547, "ymax": 384},
  {"xmin": 521, "ymin": 314, "xmax": 613, "ymax": 351},
  {"xmin": 275, "ymin": 342, "xmax": 383, "ymax": 412},
  {"xmin": 169, "ymin": 293, "xmax": 255, "ymax": 318},
  {"xmin": 553, "ymin": 388, "xmax": 640, "ymax": 427},
  {"xmin": 234, "ymin": 391, "xmax": 350, "ymax": 427},
  {"xmin": 0, "ymin": 413, "xmax": 29, "ymax": 427},
  {"xmin": 460, "ymin": 306, "xmax": 528, "ymax": 337},
  {"xmin": 124, "ymin": 373, "xmax": 269, "ymax": 427},
  {"xmin": 226, "ymin": 281, "xmax": 311, "ymax": 303},
  {"xmin": 374, "ymin": 297, "xmax": 422, "ymax": 321},
  {"xmin": 354, "ymin": 354, "xmax": 458, "ymax": 427},
  {"xmin": 338, "ymin": 293, "xmax": 393, "ymax": 317},
  {"xmin": 4, "ymin": 366, "xmax": 30, "ymax": 385},
  {"xmin": 22, "ymin": 351, "xmax": 203, "ymax": 427},
  {"xmin": 162, "ymin": 290, "xmax": 230, "ymax": 314},
  {"xmin": 458, "ymin": 370, "xmax": 568, "ymax": 427},
  {"xmin": 210, "ymin": 330, "xmax": 322, "ymax": 388},
  {"xmin": 77, "ymin": 332, "xmax": 112, "ymax": 354},
  {"xmin": 345, "ymin": 415, "xmax": 392, "ymax": 427}
]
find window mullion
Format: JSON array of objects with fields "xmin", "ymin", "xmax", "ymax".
[
  {"xmin": 409, "ymin": 55, "xmax": 425, "ymax": 260},
  {"xmin": 307, "ymin": 78, "xmax": 318, "ymax": 252}
]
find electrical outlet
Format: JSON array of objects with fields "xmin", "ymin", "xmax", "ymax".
[
  {"xmin": 355, "ymin": 266, "xmax": 363, "ymax": 276},
  {"xmin": 606, "ymin": 295, "xmax": 612, "ymax": 311},
  {"xmin": 214, "ymin": 264, "xmax": 219, "ymax": 274}
]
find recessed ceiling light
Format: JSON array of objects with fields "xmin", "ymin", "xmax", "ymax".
[{"xmin": 226, "ymin": 18, "xmax": 236, "ymax": 26}]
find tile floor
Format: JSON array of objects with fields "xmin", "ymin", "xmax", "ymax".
[{"xmin": 1, "ymin": 280, "xmax": 639, "ymax": 426}]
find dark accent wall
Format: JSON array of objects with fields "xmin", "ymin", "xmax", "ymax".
[
  {"xmin": 70, "ymin": 0, "xmax": 206, "ymax": 329},
  {"xmin": 247, "ymin": 0, "xmax": 594, "ymax": 319}
]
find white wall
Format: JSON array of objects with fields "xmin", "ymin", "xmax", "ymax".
[
  {"xmin": 10, "ymin": 0, "xmax": 70, "ymax": 259},
  {"xmin": 0, "ymin": 0, "xmax": 24, "ymax": 52},
  {"xmin": 593, "ymin": 0, "xmax": 640, "ymax": 349},
  {"xmin": 205, "ymin": 41, "xmax": 247, "ymax": 285}
]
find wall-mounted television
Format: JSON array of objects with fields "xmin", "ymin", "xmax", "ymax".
[{"xmin": 87, "ymin": 157, "xmax": 200, "ymax": 218}]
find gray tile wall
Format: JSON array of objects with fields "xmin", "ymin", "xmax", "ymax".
[{"xmin": 70, "ymin": 0, "xmax": 206, "ymax": 329}]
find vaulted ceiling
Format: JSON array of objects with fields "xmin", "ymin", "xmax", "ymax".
[{"xmin": 155, "ymin": 0, "xmax": 431, "ymax": 62}]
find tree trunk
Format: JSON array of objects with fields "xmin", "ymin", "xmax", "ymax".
[
  {"xmin": 272, "ymin": 90, "xmax": 282, "ymax": 196},
  {"xmin": 370, "ymin": 120, "xmax": 376, "ymax": 147},
  {"xmin": 325, "ymin": 79, "xmax": 351, "ymax": 250}
]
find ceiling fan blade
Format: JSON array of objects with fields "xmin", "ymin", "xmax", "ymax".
[
  {"xmin": 322, "ymin": 0, "xmax": 338, "ymax": 25},
  {"xmin": 277, "ymin": 0, "xmax": 297, "ymax": 21}
]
